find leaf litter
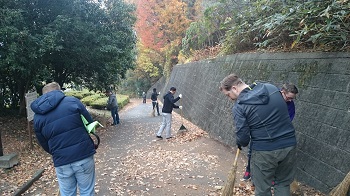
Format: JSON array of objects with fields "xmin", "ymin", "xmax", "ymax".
[{"xmin": 0, "ymin": 99, "xmax": 325, "ymax": 195}]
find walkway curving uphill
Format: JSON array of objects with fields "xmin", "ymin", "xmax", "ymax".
[{"xmin": 93, "ymin": 99, "xmax": 245, "ymax": 196}]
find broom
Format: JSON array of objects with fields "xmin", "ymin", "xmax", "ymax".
[
  {"xmin": 178, "ymin": 98, "xmax": 187, "ymax": 131},
  {"xmin": 222, "ymin": 148, "xmax": 240, "ymax": 196},
  {"xmin": 329, "ymin": 171, "xmax": 350, "ymax": 196}
]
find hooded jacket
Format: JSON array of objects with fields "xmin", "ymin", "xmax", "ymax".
[
  {"xmin": 107, "ymin": 93, "xmax": 118, "ymax": 109},
  {"xmin": 31, "ymin": 90, "xmax": 96, "ymax": 167},
  {"xmin": 233, "ymin": 83, "xmax": 296, "ymax": 151},
  {"xmin": 161, "ymin": 91, "xmax": 180, "ymax": 113},
  {"xmin": 151, "ymin": 91, "xmax": 159, "ymax": 102}
]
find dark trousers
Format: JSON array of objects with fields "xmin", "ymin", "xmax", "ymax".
[{"xmin": 152, "ymin": 101, "xmax": 160, "ymax": 115}]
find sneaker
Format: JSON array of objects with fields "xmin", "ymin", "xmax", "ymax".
[
  {"xmin": 156, "ymin": 135, "xmax": 163, "ymax": 139},
  {"xmin": 243, "ymin": 171, "xmax": 251, "ymax": 181},
  {"xmin": 166, "ymin": 136, "xmax": 173, "ymax": 139}
]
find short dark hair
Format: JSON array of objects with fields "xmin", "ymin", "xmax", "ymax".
[
  {"xmin": 153, "ymin": 88, "xmax": 156, "ymax": 92},
  {"xmin": 281, "ymin": 83, "xmax": 298, "ymax": 94},
  {"xmin": 170, "ymin": 87, "xmax": 176, "ymax": 91},
  {"xmin": 219, "ymin": 73, "xmax": 243, "ymax": 91}
]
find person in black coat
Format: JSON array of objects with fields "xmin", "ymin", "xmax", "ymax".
[
  {"xmin": 151, "ymin": 88, "xmax": 160, "ymax": 116},
  {"xmin": 156, "ymin": 87, "xmax": 182, "ymax": 139}
]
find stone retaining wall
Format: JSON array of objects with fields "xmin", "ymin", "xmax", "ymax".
[{"xmin": 152, "ymin": 52, "xmax": 350, "ymax": 194}]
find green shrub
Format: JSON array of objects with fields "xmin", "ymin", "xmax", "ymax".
[
  {"xmin": 90, "ymin": 94, "xmax": 130, "ymax": 110},
  {"xmin": 90, "ymin": 97, "xmax": 108, "ymax": 109},
  {"xmin": 65, "ymin": 90, "xmax": 94, "ymax": 99},
  {"xmin": 65, "ymin": 90, "xmax": 130, "ymax": 110},
  {"xmin": 117, "ymin": 95, "xmax": 130, "ymax": 109},
  {"xmin": 81, "ymin": 94, "xmax": 104, "ymax": 106}
]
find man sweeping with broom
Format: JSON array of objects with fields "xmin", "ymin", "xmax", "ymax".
[
  {"xmin": 219, "ymin": 74, "xmax": 297, "ymax": 196},
  {"xmin": 156, "ymin": 87, "xmax": 182, "ymax": 139}
]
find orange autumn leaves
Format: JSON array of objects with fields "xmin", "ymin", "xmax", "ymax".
[{"xmin": 135, "ymin": 0, "xmax": 192, "ymax": 51}]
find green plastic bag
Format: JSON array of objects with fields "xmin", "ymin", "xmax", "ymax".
[
  {"xmin": 81, "ymin": 115, "xmax": 103, "ymax": 133},
  {"xmin": 81, "ymin": 114, "xmax": 102, "ymax": 149}
]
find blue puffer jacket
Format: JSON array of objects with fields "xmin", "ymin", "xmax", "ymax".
[
  {"xmin": 233, "ymin": 83, "xmax": 296, "ymax": 151},
  {"xmin": 31, "ymin": 90, "xmax": 96, "ymax": 167}
]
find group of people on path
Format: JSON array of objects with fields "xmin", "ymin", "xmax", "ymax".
[{"xmin": 30, "ymin": 72, "xmax": 299, "ymax": 196}]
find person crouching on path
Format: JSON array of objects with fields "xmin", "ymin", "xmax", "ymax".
[
  {"xmin": 151, "ymin": 88, "xmax": 160, "ymax": 116},
  {"xmin": 156, "ymin": 87, "xmax": 182, "ymax": 139},
  {"xmin": 220, "ymin": 74, "xmax": 297, "ymax": 196},
  {"xmin": 31, "ymin": 82, "xmax": 96, "ymax": 196}
]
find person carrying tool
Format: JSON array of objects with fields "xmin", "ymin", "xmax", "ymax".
[
  {"xmin": 156, "ymin": 87, "xmax": 182, "ymax": 139},
  {"xmin": 31, "ymin": 82, "xmax": 96, "ymax": 196},
  {"xmin": 151, "ymin": 88, "xmax": 160, "ymax": 116},
  {"xmin": 219, "ymin": 74, "xmax": 297, "ymax": 196},
  {"xmin": 243, "ymin": 83, "xmax": 299, "ymax": 181}
]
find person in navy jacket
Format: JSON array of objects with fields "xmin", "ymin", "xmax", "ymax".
[
  {"xmin": 242, "ymin": 83, "xmax": 298, "ymax": 181},
  {"xmin": 31, "ymin": 82, "xmax": 96, "ymax": 196},
  {"xmin": 156, "ymin": 87, "xmax": 182, "ymax": 139},
  {"xmin": 220, "ymin": 74, "xmax": 297, "ymax": 196}
]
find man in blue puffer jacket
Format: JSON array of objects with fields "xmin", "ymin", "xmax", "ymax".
[
  {"xmin": 31, "ymin": 82, "xmax": 96, "ymax": 196},
  {"xmin": 220, "ymin": 74, "xmax": 297, "ymax": 196}
]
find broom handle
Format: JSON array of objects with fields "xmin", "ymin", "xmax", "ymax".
[
  {"xmin": 180, "ymin": 98, "xmax": 184, "ymax": 122},
  {"xmin": 233, "ymin": 148, "xmax": 240, "ymax": 167}
]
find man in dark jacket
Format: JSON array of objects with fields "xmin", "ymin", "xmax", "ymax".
[
  {"xmin": 106, "ymin": 90, "xmax": 120, "ymax": 125},
  {"xmin": 220, "ymin": 74, "xmax": 297, "ymax": 196},
  {"xmin": 156, "ymin": 87, "xmax": 182, "ymax": 139},
  {"xmin": 242, "ymin": 83, "xmax": 299, "ymax": 181},
  {"xmin": 31, "ymin": 82, "xmax": 96, "ymax": 196},
  {"xmin": 151, "ymin": 88, "xmax": 160, "ymax": 116}
]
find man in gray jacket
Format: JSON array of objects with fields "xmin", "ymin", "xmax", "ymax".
[
  {"xmin": 220, "ymin": 74, "xmax": 297, "ymax": 196},
  {"xmin": 106, "ymin": 90, "xmax": 120, "ymax": 125}
]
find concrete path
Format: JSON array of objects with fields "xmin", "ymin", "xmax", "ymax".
[{"xmin": 93, "ymin": 99, "xmax": 248, "ymax": 196}]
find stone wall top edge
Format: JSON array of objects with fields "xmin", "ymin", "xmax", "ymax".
[{"xmin": 176, "ymin": 52, "xmax": 350, "ymax": 67}]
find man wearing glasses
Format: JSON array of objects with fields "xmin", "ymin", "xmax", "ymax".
[{"xmin": 280, "ymin": 83, "xmax": 299, "ymax": 121}]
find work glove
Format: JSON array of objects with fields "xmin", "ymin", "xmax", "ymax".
[
  {"xmin": 158, "ymin": 92, "xmax": 161, "ymax": 95},
  {"xmin": 179, "ymin": 106, "xmax": 183, "ymax": 109},
  {"xmin": 237, "ymin": 143, "xmax": 242, "ymax": 150},
  {"xmin": 179, "ymin": 94, "xmax": 182, "ymax": 99}
]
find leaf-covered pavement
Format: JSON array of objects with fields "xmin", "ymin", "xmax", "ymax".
[{"xmin": 1, "ymin": 99, "xmax": 325, "ymax": 195}]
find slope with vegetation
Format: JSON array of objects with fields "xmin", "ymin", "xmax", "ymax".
[{"xmin": 128, "ymin": 0, "xmax": 349, "ymax": 94}]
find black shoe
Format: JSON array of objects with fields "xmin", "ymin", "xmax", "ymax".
[
  {"xmin": 156, "ymin": 135, "xmax": 163, "ymax": 139},
  {"xmin": 111, "ymin": 123, "xmax": 116, "ymax": 126},
  {"xmin": 166, "ymin": 136, "xmax": 173, "ymax": 139},
  {"xmin": 157, "ymin": 113, "xmax": 160, "ymax": 116}
]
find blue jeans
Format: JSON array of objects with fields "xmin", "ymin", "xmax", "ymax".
[
  {"xmin": 111, "ymin": 107, "xmax": 120, "ymax": 125},
  {"xmin": 55, "ymin": 156, "xmax": 95, "ymax": 196}
]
